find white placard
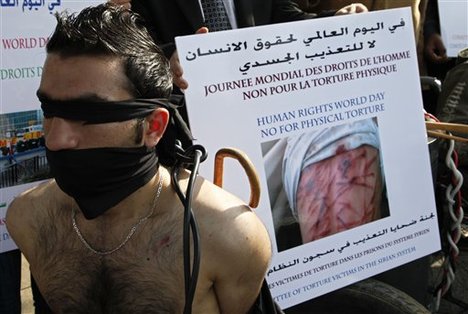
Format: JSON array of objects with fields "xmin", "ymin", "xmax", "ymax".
[
  {"xmin": 0, "ymin": 0, "xmax": 102, "ymax": 253},
  {"xmin": 438, "ymin": 0, "xmax": 468, "ymax": 57},
  {"xmin": 176, "ymin": 8, "xmax": 440, "ymax": 308}
]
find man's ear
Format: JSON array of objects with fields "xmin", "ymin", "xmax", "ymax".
[{"xmin": 144, "ymin": 107, "xmax": 169, "ymax": 147}]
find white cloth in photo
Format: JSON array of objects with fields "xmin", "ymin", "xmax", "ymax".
[{"xmin": 282, "ymin": 119, "xmax": 381, "ymax": 219}]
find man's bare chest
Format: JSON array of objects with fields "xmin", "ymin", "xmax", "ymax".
[{"xmin": 34, "ymin": 213, "xmax": 187, "ymax": 313}]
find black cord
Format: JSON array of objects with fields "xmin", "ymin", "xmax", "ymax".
[{"xmin": 170, "ymin": 142, "xmax": 207, "ymax": 314}]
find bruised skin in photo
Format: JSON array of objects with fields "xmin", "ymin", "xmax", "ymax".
[{"xmin": 296, "ymin": 145, "xmax": 382, "ymax": 242}]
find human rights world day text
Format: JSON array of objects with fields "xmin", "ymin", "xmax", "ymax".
[{"xmin": 257, "ymin": 91, "xmax": 384, "ymax": 138}]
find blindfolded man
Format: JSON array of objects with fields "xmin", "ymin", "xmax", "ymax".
[{"xmin": 6, "ymin": 4, "xmax": 271, "ymax": 313}]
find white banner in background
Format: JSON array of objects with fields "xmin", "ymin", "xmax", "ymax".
[
  {"xmin": 438, "ymin": 0, "xmax": 468, "ymax": 57},
  {"xmin": 0, "ymin": 1, "xmax": 101, "ymax": 253},
  {"xmin": 176, "ymin": 8, "xmax": 440, "ymax": 309}
]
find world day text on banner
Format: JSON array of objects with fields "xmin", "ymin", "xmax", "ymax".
[
  {"xmin": 0, "ymin": 1, "xmax": 101, "ymax": 253},
  {"xmin": 176, "ymin": 8, "xmax": 440, "ymax": 309},
  {"xmin": 437, "ymin": 0, "xmax": 468, "ymax": 57}
]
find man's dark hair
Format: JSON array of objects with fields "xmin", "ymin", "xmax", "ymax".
[{"xmin": 46, "ymin": 3, "xmax": 172, "ymax": 99}]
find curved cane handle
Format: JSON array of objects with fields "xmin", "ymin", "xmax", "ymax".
[{"xmin": 213, "ymin": 148, "xmax": 261, "ymax": 208}]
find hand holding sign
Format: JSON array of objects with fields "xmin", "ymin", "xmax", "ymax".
[{"xmin": 171, "ymin": 27, "xmax": 209, "ymax": 90}]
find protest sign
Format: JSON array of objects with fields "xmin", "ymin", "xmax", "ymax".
[
  {"xmin": 438, "ymin": 0, "xmax": 468, "ymax": 57},
  {"xmin": 0, "ymin": 0, "xmax": 101, "ymax": 253},
  {"xmin": 176, "ymin": 8, "xmax": 440, "ymax": 308}
]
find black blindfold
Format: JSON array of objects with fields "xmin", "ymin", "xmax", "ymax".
[{"xmin": 40, "ymin": 97, "xmax": 194, "ymax": 166}]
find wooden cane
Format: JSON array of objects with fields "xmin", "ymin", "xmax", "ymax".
[{"xmin": 213, "ymin": 148, "xmax": 261, "ymax": 208}]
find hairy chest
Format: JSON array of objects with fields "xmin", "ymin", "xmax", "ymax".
[{"xmin": 34, "ymin": 212, "xmax": 189, "ymax": 313}]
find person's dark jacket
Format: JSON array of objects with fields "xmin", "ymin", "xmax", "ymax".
[{"xmin": 132, "ymin": 0, "xmax": 334, "ymax": 57}]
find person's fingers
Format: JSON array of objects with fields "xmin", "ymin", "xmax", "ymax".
[
  {"xmin": 434, "ymin": 40, "xmax": 448, "ymax": 60},
  {"xmin": 425, "ymin": 34, "xmax": 449, "ymax": 63},
  {"xmin": 354, "ymin": 3, "xmax": 368, "ymax": 13},
  {"xmin": 335, "ymin": 3, "xmax": 368, "ymax": 15},
  {"xmin": 196, "ymin": 27, "xmax": 209, "ymax": 34},
  {"xmin": 426, "ymin": 50, "xmax": 441, "ymax": 63},
  {"xmin": 335, "ymin": 7, "xmax": 348, "ymax": 15},
  {"xmin": 169, "ymin": 27, "xmax": 209, "ymax": 90},
  {"xmin": 425, "ymin": 42, "xmax": 438, "ymax": 62},
  {"xmin": 425, "ymin": 45, "xmax": 446, "ymax": 63},
  {"xmin": 108, "ymin": 0, "xmax": 129, "ymax": 4},
  {"xmin": 108, "ymin": 0, "xmax": 131, "ymax": 9},
  {"xmin": 430, "ymin": 53, "xmax": 447, "ymax": 63},
  {"xmin": 174, "ymin": 77, "xmax": 189, "ymax": 90},
  {"xmin": 169, "ymin": 51, "xmax": 183, "ymax": 76},
  {"xmin": 169, "ymin": 51, "xmax": 189, "ymax": 90}
]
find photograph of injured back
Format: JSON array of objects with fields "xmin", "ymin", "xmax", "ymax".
[{"xmin": 262, "ymin": 117, "xmax": 389, "ymax": 252}]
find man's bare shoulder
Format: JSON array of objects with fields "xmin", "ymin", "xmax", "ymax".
[
  {"xmin": 194, "ymin": 175, "xmax": 272, "ymax": 269},
  {"xmin": 173, "ymin": 168, "xmax": 252, "ymax": 213},
  {"xmin": 188, "ymin": 175, "xmax": 271, "ymax": 312},
  {"xmin": 6, "ymin": 180, "xmax": 65, "ymax": 254},
  {"xmin": 8, "ymin": 179, "xmax": 63, "ymax": 214},
  {"xmin": 162, "ymin": 167, "xmax": 271, "ymax": 264}
]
